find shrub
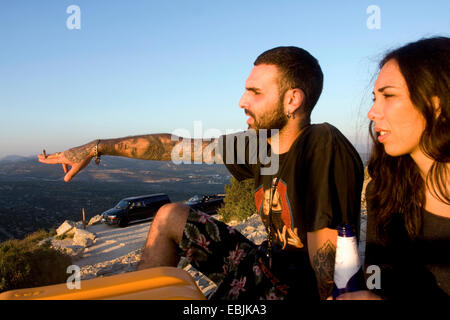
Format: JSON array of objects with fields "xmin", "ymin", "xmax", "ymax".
[
  {"xmin": 23, "ymin": 229, "xmax": 55, "ymax": 243},
  {"xmin": 0, "ymin": 229, "xmax": 72, "ymax": 293},
  {"xmin": 217, "ymin": 177, "xmax": 257, "ymax": 223}
]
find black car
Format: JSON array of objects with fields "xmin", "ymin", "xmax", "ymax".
[
  {"xmin": 185, "ymin": 194, "xmax": 225, "ymax": 215},
  {"xmin": 102, "ymin": 193, "xmax": 171, "ymax": 227}
]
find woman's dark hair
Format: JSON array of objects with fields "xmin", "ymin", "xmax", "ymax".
[{"xmin": 367, "ymin": 36, "xmax": 450, "ymax": 240}]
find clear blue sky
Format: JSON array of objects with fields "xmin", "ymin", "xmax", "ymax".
[{"xmin": 0, "ymin": 0, "xmax": 449, "ymax": 158}]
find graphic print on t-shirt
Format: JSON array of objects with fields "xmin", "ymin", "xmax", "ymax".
[{"xmin": 254, "ymin": 178, "xmax": 304, "ymax": 250}]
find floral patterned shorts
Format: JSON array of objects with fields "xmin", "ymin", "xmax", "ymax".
[{"xmin": 177, "ymin": 208, "xmax": 290, "ymax": 300}]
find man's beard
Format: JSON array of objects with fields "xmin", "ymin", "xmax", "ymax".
[{"xmin": 247, "ymin": 99, "xmax": 287, "ymax": 132}]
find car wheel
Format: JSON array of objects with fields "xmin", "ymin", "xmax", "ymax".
[{"xmin": 118, "ymin": 217, "xmax": 128, "ymax": 228}]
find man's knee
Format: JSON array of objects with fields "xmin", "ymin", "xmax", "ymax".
[
  {"xmin": 155, "ymin": 202, "xmax": 189, "ymax": 222},
  {"xmin": 153, "ymin": 202, "xmax": 190, "ymax": 241}
]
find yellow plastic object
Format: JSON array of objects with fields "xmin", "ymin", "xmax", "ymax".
[{"xmin": 0, "ymin": 267, "xmax": 206, "ymax": 300}]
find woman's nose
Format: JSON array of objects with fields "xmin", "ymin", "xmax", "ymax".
[{"xmin": 367, "ymin": 102, "xmax": 382, "ymax": 121}]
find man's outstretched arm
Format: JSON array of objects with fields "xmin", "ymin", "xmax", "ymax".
[
  {"xmin": 38, "ymin": 134, "xmax": 220, "ymax": 182},
  {"xmin": 98, "ymin": 134, "xmax": 181, "ymax": 161}
]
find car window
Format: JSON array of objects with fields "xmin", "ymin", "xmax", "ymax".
[
  {"xmin": 115, "ymin": 200, "xmax": 130, "ymax": 209},
  {"xmin": 144, "ymin": 199, "xmax": 154, "ymax": 206}
]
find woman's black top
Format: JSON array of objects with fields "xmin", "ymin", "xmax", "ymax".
[{"xmin": 365, "ymin": 183, "xmax": 450, "ymax": 299}]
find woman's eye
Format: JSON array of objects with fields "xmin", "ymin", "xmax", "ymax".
[{"xmin": 383, "ymin": 94, "xmax": 394, "ymax": 98}]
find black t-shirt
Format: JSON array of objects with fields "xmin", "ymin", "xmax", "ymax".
[
  {"xmin": 365, "ymin": 181, "xmax": 450, "ymax": 299},
  {"xmin": 218, "ymin": 123, "xmax": 364, "ymax": 293}
]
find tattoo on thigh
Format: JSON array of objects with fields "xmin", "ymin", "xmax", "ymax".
[{"xmin": 312, "ymin": 240, "xmax": 336, "ymax": 299}]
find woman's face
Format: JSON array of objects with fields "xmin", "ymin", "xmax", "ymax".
[{"xmin": 368, "ymin": 59, "xmax": 426, "ymax": 157}]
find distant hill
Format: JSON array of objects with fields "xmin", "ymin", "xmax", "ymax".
[{"xmin": 0, "ymin": 155, "xmax": 30, "ymax": 162}]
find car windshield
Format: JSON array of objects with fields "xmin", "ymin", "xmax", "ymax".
[
  {"xmin": 115, "ymin": 200, "xmax": 130, "ymax": 209},
  {"xmin": 187, "ymin": 195, "xmax": 201, "ymax": 202}
]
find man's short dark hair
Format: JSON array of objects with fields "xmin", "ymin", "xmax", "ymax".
[{"xmin": 254, "ymin": 46, "xmax": 323, "ymax": 120}]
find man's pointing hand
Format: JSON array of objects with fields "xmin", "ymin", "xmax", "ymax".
[{"xmin": 37, "ymin": 140, "xmax": 98, "ymax": 182}]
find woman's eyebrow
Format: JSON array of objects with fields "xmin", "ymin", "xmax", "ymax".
[
  {"xmin": 377, "ymin": 85, "xmax": 397, "ymax": 92},
  {"xmin": 372, "ymin": 85, "xmax": 398, "ymax": 95}
]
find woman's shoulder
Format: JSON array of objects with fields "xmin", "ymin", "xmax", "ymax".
[{"xmin": 422, "ymin": 210, "xmax": 450, "ymax": 240}]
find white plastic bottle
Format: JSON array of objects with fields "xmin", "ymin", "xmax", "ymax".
[{"xmin": 332, "ymin": 224, "xmax": 366, "ymax": 299}]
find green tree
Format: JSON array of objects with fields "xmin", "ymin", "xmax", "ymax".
[{"xmin": 217, "ymin": 177, "xmax": 257, "ymax": 222}]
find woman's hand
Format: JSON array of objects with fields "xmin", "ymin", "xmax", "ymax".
[{"xmin": 37, "ymin": 140, "xmax": 98, "ymax": 182}]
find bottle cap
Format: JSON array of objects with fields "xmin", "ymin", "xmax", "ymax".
[{"xmin": 337, "ymin": 224, "xmax": 355, "ymax": 237}]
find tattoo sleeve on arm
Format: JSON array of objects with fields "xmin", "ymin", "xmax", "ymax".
[
  {"xmin": 97, "ymin": 134, "xmax": 177, "ymax": 161},
  {"xmin": 64, "ymin": 141, "xmax": 97, "ymax": 163},
  {"xmin": 99, "ymin": 134, "xmax": 221, "ymax": 163},
  {"xmin": 312, "ymin": 240, "xmax": 336, "ymax": 299}
]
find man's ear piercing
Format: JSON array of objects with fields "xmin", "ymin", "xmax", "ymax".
[{"xmin": 286, "ymin": 111, "xmax": 295, "ymax": 119}]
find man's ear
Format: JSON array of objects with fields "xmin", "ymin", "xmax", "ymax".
[
  {"xmin": 284, "ymin": 88, "xmax": 305, "ymax": 114},
  {"xmin": 431, "ymin": 96, "xmax": 441, "ymax": 119}
]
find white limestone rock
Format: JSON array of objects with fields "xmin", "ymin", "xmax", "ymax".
[
  {"xmin": 51, "ymin": 238, "xmax": 85, "ymax": 260},
  {"xmin": 73, "ymin": 228, "xmax": 96, "ymax": 248},
  {"xmin": 56, "ymin": 220, "xmax": 76, "ymax": 236},
  {"xmin": 88, "ymin": 215, "xmax": 103, "ymax": 226}
]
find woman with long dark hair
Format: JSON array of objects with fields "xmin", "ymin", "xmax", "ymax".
[{"xmin": 340, "ymin": 36, "xmax": 450, "ymax": 299}]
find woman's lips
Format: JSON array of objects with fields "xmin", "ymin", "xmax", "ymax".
[{"xmin": 375, "ymin": 128, "xmax": 391, "ymax": 143}]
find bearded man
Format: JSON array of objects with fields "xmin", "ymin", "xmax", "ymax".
[{"xmin": 38, "ymin": 47, "xmax": 364, "ymax": 300}]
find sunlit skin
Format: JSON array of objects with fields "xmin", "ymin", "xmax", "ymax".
[
  {"xmin": 239, "ymin": 64, "xmax": 286, "ymax": 131},
  {"xmin": 368, "ymin": 59, "xmax": 427, "ymax": 158},
  {"xmin": 368, "ymin": 59, "xmax": 450, "ymax": 218},
  {"xmin": 238, "ymin": 64, "xmax": 306, "ymax": 155}
]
